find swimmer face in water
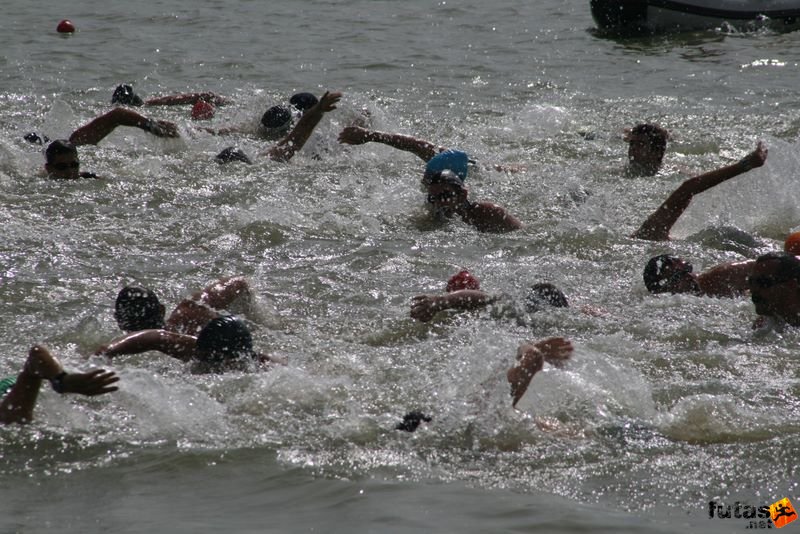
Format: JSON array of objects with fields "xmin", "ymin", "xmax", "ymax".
[
  {"xmin": 748, "ymin": 252, "xmax": 800, "ymax": 325},
  {"xmin": 426, "ymin": 171, "xmax": 468, "ymax": 218},
  {"xmin": 625, "ymin": 123, "xmax": 668, "ymax": 177},
  {"xmin": 44, "ymin": 140, "xmax": 81, "ymax": 180}
]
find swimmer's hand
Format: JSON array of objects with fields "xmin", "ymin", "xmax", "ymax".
[
  {"xmin": 338, "ymin": 126, "xmax": 371, "ymax": 145},
  {"xmin": 316, "ymin": 91, "xmax": 342, "ymax": 113},
  {"xmin": 508, "ymin": 337, "xmax": 572, "ymax": 408},
  {"xmin": 492, "ymin": 163, "xmax": 527, "ymax": 174},
  {"xmin": 741, "ymin": 141, "xmax": 767, "ymax": 171},
  {"xmin": 59, "ymin": 369, "xmax": 120, "ymax": 397},
  {"xmin": 258, "ymin": 353, "xmax": 288, "ymax": 366},
  {"xmin": 410, "ymin": 295, "xmax": 443, "ymax": 322},
  {"xmin": 141, "ymin": 119, "xmax": 180, "ymax": 138}
]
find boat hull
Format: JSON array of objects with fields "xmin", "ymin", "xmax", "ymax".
[{"xmin": 590, "ymin": 0, "xmax": 800, "ymax": 35}]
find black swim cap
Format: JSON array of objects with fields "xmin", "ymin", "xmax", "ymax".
[
  {"xmin": 643, "ymin": 254, "xmax": 681, "ymax": 293},
  {"xmin": 111, "ymin": 84, "xmax": 144, "ymax": 106},
  {"xmin": 215, "ymin": 146, "xmax": 253, "ymax": 165},
  {"xmin": 524, "ymin": 283, "xmax": 569, "ymax": 313},
  {"xmin": 261, "ymin": 105, "xmax": 292, "ymax": 130},
  {"xmin": 114, "ymin": 286, "xmax": 165, "ymax": 331},
  {"xmin": 195, "ymin": 315, "xmax": 255, "ymax": 366},
  {"xmin": 289, "ymin": 92, "xmax": 319, "ymax": 112}
]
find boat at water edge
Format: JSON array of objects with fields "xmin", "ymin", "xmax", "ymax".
[{"xmin": 590, "ymin": 0, "xmax": 800, "ymax": 35}]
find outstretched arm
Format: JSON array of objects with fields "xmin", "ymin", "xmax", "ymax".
[
  {"xmin": 632, "ymin": 142, "xmax": 767, "ymax": 241},
  {"xmin": 267, "ymin": 91, "xmax": 342, "ymax": 162},
  {"xmin": 144, "ymin": 92, "xmax": 230, "ymax": 107},
  {"xmin": 1, "ymin": 345, "xmax": 119, "ymax": 425},
  {"xmin": 165, "ymin": 276, "xmax": 253, "ymax": 334},
  {"xmin": 338, "ymin": 126, "xmax": 445, "ymax": 162},
  {"xmin": 507, "ymin": 337, "xmax": 572, "ymax": 409},
  {"xmin": 96, "ymin": 330, "xmax": 196, "ymax": 362},
  {"xmin": 69, "ymin": 108, "xmax": 180, "ymax": 146},
  {"xmin": 410, "ymin": 289, "xmax": 496, "ymax": 322},
  {"xmin": 463, "ymin": 201, "xmax": 524, "ymax": 233}
]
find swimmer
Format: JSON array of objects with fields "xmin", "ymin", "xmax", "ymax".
[
  {"xmin": 337, "ymin": 125, "xmax": 524, "ymax": 174},
  {"xmin": 424, "ymin": 170, "xmax": 523, "ymax": 233},
  {"xmin": 1, "ymin": 345, "xmax": 118, "ymax": 424},
  {"xmin": 624, "ymin": 123, "xmax": 669, "ymax": 177},
  {"xmin": 411, "ymin": 278, "xmax": 567, "ymax": 322},
  {"xmin": 205, "ymin": 91, "xmax": 342, "ymax": 163},
  {"xmin": 114, "ymin": 276, "xmax": 253, "ymax": 336},
  {"xmin": 748, "ymin": 252, "xmax": 800, "ymax": 328},
  {"xmin": 111, "ymin": 83, "xmax": 231, "ymax": 107},
  {"xmin": 96, "ymin": 315, "xmax": 286, "ymax": 373},
  {"xmin": 44, "ymin": 108, "xmax": 179, "ymax": 180},
  {"xmin": 642, "ymin": 254, "xmax": 757, "ymax": 298},
  {"xmin": 632, "ymin": 141, "xmax": 767, "ymax": 241},
  {"xmin": 396, "ymin": 336, "xmax": 573, "ymax": 432}
]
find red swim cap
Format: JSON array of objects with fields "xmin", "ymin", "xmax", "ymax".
[
  {"xmin": 785, "ymin": 231, "xmax": 800, "ymax": 255},
  {"xmin": 191, "ymin": 100, "xmax": 215, "ymax": 120},
  {"xmin": 446, "ymin": 270, "xmax": 480, "ymax": 292}
]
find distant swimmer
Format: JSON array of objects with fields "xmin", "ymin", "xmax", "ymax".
[
  {"xmin": 632, "ymin": 141, "xmax": 767, "ymax": 241},
  {"xmin": 642, "ymin": 254, "xmax": 756, "ymax": 298},
  {"xmin": 411, "ymin": 277, "xmax": 567, "ymax": 323},
  {"xmin": 748, "ymin": 252, "xmax": 800, "ymax": 328},
  {"xmin": 44, "ymin": 108, "xmax": 179, "ymax": 180},
  {"xmin": 624, "ymin": 123, "xmax": 669, "ymax": 177},
  {"xmin": 209, "ymin": 91, "xmax": 342, "ymax": 164},
  {"xmin": 1, "ymin": 345, "xmax": 118, "ymax": 424},
  {"xmin": 111, "ymin": 83, "xmax": 231, "ymax": 107},
  {"xmin": 114, "ymin": 276, "xmax": 253, "ymax": 336},
  {"xmin": 96, "ymin": 315, "xmax": 286, "ymax": 373}
]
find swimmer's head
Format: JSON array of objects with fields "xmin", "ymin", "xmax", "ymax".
[
  {"xmin": 289, "ymin": 92, "xmax": 319, "ymax": 112},
  {"xmin": 643, "ymin": 254, "xmax": 698, "ymax": 295},
  {"xmin": 260, "ymin": 105, "xmax": 293, "ymax": 140},
  {"xmin": 625, "ymin": 123, "xmax": 668, "ymax": 176},
  {"xmin": 423, "ymin": 150, "xmax": 470, "ymax": 186},
  {"xmin": 215, "ymin": 146, "xmax": 253, "ymax": 165},
  {"xmin": 111, "ymin": 84, "xmax": 144, "ymax": 107},
  {"xmin": 524, "ymin": 283, "xmax": 569, "ymax": 313},
  {"xmin": 114, "ymin": 286, "xmax": 166, "ymax": 332},
  {"xmin": 785, "ymin": 231, "xmax": 800, "ymax": 256},
  {"xmin": 195, "ymin": 315, "xmax": 256, "ymax": 370},
  {"xmin": 44, "ymin": 139, "xmax": 80, "ymax": 180},
  {"xmin": 446, "ymin": 270, "xmax": 481, "ymax": 292}
]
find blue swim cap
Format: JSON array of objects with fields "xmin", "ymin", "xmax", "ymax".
[{"xmin": 425, "ymin": 150, "xmax": 470, "ymax": 182}]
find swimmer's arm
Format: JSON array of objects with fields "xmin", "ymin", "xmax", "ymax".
[
  {"xmin": 268, "ymin": 91, "xmax": 342, "ymax": 163},
  {"xmin": 144, "ymin": 92, "xmax": 230, "ymax": 107},
  {"xmin": 95, "ymin": 330, "xmax": 196, "ymax": 362},
  {"xmin": 465, "ymin": 202, "xmax": 523, "ymax": 232},
  {"xmin": 338, "ymin": 126, "xmax": 444, "ymax": 162},
  {"xmin": 69, "ymin": 108, "xmax": 179, "ymax": 146},
  {"xmin": 507, "ymin": 337, "xmax": 572, "ymax": 409},
  {"xmin": 195, "ymin": 276, "xmax": 252, "ymax": 310},
  {"xmin": 410, "ymin": 290, "xmax": 495, "ymax": 322},
  {"xmin": 632, "ymin": 142, "xmax": 767, "ymax": 241},
  {"xmin": 696, "ymin": 260, "xmax": 755, "ymax": 297}
]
